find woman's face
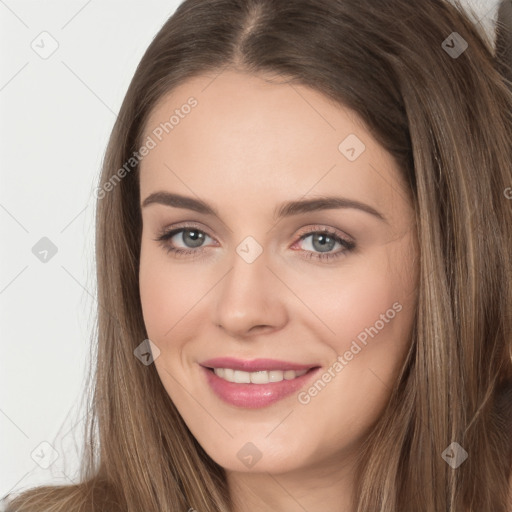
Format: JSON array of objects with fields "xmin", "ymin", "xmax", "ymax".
[{"xmin": 138, "ymin": 70, "xmax": 418, "ymax": 476}]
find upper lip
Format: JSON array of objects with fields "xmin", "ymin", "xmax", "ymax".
[{"xmin": 199, "ymin": 357, "xmax": 320, "ymax": 372}]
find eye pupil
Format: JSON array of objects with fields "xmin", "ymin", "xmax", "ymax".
[
  {"xmin": 312, "ymin": 233, "xmax": 336, "ymax": 253},
  {"xmin": 184, "ymin": 229, "xmax": 204, "ymax": 248}
]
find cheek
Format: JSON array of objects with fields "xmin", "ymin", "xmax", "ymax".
[
  {"xmin": 333, "ymin": 276, "xmax": 406, "ymax": 351},
  {"xmin": 139, "ymin": 242, "xmax": 194, "ymax": 342},
  {"xmin": 298, "ymin": 244, "xmax": 416, "ymax": 413},
  {"xmin": 291, "ymin": 245, "xmax": 416, "ymax": 419},
  {"xmin": 295, "ymin": 248, "xmax": 415, "ymax": 356}
]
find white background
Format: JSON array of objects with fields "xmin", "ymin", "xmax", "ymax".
[{"xmin": 0, "ymin": 0, "xmax": 501, "ymax": 501}]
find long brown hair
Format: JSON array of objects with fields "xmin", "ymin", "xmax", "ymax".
[{"xmin": 3, "ymin": 0, "xmax": 512, "ymax": 510}]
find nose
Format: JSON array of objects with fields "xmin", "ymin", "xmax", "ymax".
[{"xmin": 212, "ymin": 244, "xmax": 289, "ymax": 338}]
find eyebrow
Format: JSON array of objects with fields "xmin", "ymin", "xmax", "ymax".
[{"xmin": 141, "ymin": 191, "xmax": 387, "ymax": 223}]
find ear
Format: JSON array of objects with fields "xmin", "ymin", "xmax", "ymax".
[{"xmin": 495, "ymin": 0, "xmax": 512, "ymax": 82}]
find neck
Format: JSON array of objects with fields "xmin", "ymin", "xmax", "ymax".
[{"xmin": 227, "ymin": 449, "xmax": 358, "ymax": 512}]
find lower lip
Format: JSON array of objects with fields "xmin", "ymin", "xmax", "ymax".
[{"xmin": 200, "ymin": 365, "xmax": 321, "ymax": 409}]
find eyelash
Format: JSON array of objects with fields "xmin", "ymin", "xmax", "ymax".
[{"xmin": 153, "ymin": 224, "xmax": 356, "ymax": 262}]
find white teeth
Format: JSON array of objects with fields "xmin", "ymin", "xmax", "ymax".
[{"xmin": 212, "ymin": 368, "xmax": 308, "ymax": 384}]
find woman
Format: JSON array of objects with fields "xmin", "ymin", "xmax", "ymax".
[{"xmin": 3, "ymin": 0, "xmax": 512, "ymax": 510}]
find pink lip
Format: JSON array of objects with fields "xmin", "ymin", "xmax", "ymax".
[
  {"xmin": 200, "ymin": 364, "xmax": 321, "ymax": 409},
  {"xmin": 199, "ymin": 357, "xmax": 318, "ymax": 372}
]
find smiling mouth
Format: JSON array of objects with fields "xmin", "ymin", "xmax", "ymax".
[
  {"xmin": 205, "ymin": 366, "xmax": 319, "ymax": 384},
  {"xmin": 201, "ymin": 364, "xmax": 322, "ymax": 409}
]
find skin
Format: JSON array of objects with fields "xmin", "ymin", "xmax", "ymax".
[{"xmin": 138, "ymin": 70, "xmax": 419, "ymax": 512}]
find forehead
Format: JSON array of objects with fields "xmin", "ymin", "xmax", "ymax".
[{"xmin": 139, "ymin": 70, "xmax": 407, "ymax": 218}]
